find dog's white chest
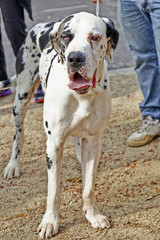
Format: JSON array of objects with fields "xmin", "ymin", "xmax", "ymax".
[
  {"xmin": 68, "ymin": 96, "xmax": 109, "ymax": 138},
  {"xmin": 71, "ymin": 106, "xmax": 97, "ymax": 134}
]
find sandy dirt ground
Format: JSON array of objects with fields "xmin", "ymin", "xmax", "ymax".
[{"xmin": 0, "ymin": 72, "xmax": 160, "ymax": 240}]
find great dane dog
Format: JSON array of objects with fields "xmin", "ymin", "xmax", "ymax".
[{"xmin": 1, "ymin": 12, "xmax": 119, "ymax": 239}]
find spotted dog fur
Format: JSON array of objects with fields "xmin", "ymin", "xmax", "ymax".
[{"xmin": 2, "ymin": 12, "xmax": 119, "ymax": 239}]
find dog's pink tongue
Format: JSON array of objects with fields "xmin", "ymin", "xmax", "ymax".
[{"xmin": 68, "ymin": 72, "xmax": 93, "ymax": 90}]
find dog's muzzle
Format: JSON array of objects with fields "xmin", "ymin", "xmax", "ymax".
[
  {"xmin": 67, "ymin": 51, "xmax": 96, "ymax": 94},
  {"xmin": 67, "ymin": 51, "xmax": 85, "ymax": 69}
]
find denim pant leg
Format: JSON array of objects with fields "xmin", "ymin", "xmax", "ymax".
[
  {"xmin": 117, "ymin": 0, "xmax": 160, "ymax": 120},
  {"xmin": 149, "ymin": 1, "xmax": 160, "ymax": 65}
]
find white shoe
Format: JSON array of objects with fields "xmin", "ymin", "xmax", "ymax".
[{"xmin": 127, "ymin": 116, "xmax": 160, "ymax": 147}]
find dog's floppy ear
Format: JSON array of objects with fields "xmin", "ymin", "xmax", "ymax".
[
  {"xmin": 49, "ymin": 21, "xmax": 66, "ymax": 63},
  {"xmin": 102, "ymin": 18, "xmax": 119, "ymax": 62},
  {"xmin": 49, "ymin": 21, "xmax": 61, "ymax": 54}
]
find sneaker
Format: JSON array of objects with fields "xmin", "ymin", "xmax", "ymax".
[
  {"xmin": 0, "ymin": 88, "xmax": 12, "ymax": 98},
  {"xmin": 127, "ymin": 116, "xmax": 160, "ymax": 147},
  {"xmin": 34, "ymin": 89, "xmax": 44, "ymax": 103}
]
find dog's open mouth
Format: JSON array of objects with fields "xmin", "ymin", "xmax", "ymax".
[{"xmin": 67, "ymin": 72, "xmax": 96, "ymax": 94}]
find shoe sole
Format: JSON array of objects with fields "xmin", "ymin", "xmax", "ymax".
[{"xmin": 127, "ymin": 134, "xmax": 160, "ymax": 147}]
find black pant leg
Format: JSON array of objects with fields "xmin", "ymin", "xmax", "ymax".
[
  {"xmin": 1, "ymin": 0, "xmax": 27, "ymax": 56},
  {"xmin": 0, "ymin": 23, "xmax": 8, "ymax": 80}
]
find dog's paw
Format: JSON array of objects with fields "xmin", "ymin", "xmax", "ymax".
[
  {"xmin": 3, "ymin": 162, "xmax": 20, "ymax": 179},
  {"xmin": 85, "ymin": 208, "xmax": 111, "ymax": 229},
  {"xmin": 38, "ymin": 213, "xmax": 59, "ymax": 239}
]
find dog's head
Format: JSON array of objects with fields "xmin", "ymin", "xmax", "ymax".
[{"xmin": 50, "ymin": 12, "xmax": 119, "ymax": 94}]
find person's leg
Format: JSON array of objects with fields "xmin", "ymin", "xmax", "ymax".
[
  {"xmin": 0, "ymin": 24, "xmax": 8, "ymax": 80},
  {"xmin": 150, "ymin": 1, "xmax": 160, "ymax": 66},
  {"xmin": 0, "ymin": 27, "xmax": 11, "ymax": 96},
  {"xmin": 0, "ymin": 0, "xmax": 27, "ymax": 97},
  {"xmin": 139, "ymin": 0, "xmax": 160, "ymax": 120},
  {"xmin": 118, "ymin": 0, "xmax": 160, "ymax": 146},
  {"xmin": 0, "ymin": 9, "xmax": 11, "ymax": 97},
  {"xmin": 1, "ymin": 0, "xmax": 27, "ymax": 56}
]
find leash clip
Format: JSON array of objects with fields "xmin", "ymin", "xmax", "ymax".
[{"xmin": 96, "ymin": 0, "xmax": 100, "ymax": 16}]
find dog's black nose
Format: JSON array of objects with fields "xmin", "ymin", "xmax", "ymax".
[{"xmin": 67, "ymin": 51, "xmax": 85, "ymax": 68}]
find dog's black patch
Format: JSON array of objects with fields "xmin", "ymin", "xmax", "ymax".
[
  {"xmin": 104, "ymin": 19, "xmax": 119, "ymax": 50},
  {"xmin": 16, "ymin": 47, "xmax": 25, "ymax": 75},
  {"xmin": 30, "ymin": 29, "xmax": 37, "ymax": 45},
  {"xmin": 44, "ymin": 22, "xmax": 55, "ymax": 28},
  {"xmin": 46, "ymin": 154, "xmax": 53, "ymax": 169},
  {"xmin": 62, "ymin": 15, "xmax": 74, "ymax": 24},
  {"xmin": 18, "ymin": 92, "xmax": 28, "ymax": 101},
  {"xmin": 39, "ymin": 23, "xmax": 55, "ymax": 52},
  {"xmin": 13, "ymin": 106, "xmax": 19, "ymax": 116},
  {"xmin": 48, "ymin": 131, "xmax": 51, "ymax": 135},
  {"xmin": 15, "ymin": 148, "xmax": 20, "ymax": 159},
  {"xmin": 64, "ymin": 25, "xmax": 69, "ymax": 30},
  {"xmin": 45, "ymin": 121, "xmax": 48, "ymax": 128},
  {"xmin": 13, "ymin": 134, "xmax": 16, "ymax": 141},
  {"xmin": 47, "ymin": 47, "xmax": 53, "ymax": 54}
]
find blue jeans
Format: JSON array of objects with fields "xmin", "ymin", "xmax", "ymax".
[{"xmin": 118, "ymin": 0, "xmax": 160, "ymax": 120}]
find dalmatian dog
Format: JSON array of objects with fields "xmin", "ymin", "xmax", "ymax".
[{"xmin": 2, "ymin": 12, "xmax": 119, "ymax": 239}]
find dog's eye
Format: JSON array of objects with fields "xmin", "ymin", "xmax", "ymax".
[
  {"xmin": 60, "ymin": 34, "xmax": 69, "ymax": 41},
  {"xmin": 91, "ymin": 36, "xmax": 100, "ymax": 42}
]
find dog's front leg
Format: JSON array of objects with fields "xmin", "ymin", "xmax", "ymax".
[
  {"xmin": 81, "ymin": 137, "xmax": 111, "ymax": 229},
  {"xmin": 38, "ymin": 137, "xmax": 63, "ymax": 239}
]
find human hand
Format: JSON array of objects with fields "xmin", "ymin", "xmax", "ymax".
[{"xmin": 90, "ymin": 0, "xmax": 102, "ymax": 3}]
